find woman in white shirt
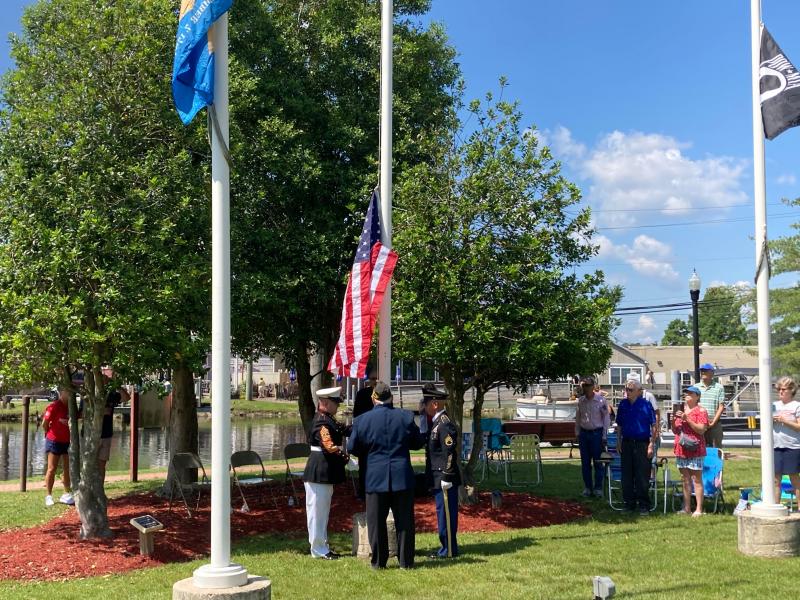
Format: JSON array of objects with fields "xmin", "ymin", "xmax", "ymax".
[{"xmin": 773, "ymin": 376, "xmax": 800, "ymax": 502}]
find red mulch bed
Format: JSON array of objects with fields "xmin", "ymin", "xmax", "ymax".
[{"xmin": 0, "ymin": 485, "xmax": 590, "ymax": 581}]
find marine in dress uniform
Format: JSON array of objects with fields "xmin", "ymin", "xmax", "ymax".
[
  {"xmin": 421, "ymin": 383, "xmax": 461, "ymax": 559},
  {"xmin": 347, "ymin": 382, "xmax": 426, "ymax": 569},
  {"xmin": 302, "ymin": 386, "xmax": 350, "ymax": 559}
]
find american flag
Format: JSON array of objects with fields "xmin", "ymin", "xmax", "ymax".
[{"xmin": 328, "ymin": 190, "xmax": 398, "ymax": 378}]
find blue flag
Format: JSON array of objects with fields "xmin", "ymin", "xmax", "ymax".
[{"xmin": 172, "ymin": 0, "xmax": 233, "ymax": 125}]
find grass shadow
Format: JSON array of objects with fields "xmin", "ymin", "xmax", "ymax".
[
  {"xmin": 621, "ymin": 580, "xmax": 749, "ymax": 598},
  {"xmin": 458, "ymin": 534, "xmax": 537, "ymax": 556}
]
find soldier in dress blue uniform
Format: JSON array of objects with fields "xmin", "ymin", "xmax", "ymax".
[
  {"xmin": 421, "ymin": 383, "xmax": 460, "ymax": 559},
  {"xmin": 302, "ymin": 386, "xmax": 350, "ymax": 560},
  {"xmin": 347, "ymin": 382, "xmax": 425, "ymax": 569}
]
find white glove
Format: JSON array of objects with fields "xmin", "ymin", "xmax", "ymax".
[{"xmin": 440, "ymin": 480, "xmax": 453, "ymax": 491}]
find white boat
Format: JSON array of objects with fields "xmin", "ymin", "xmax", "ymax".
[{"xmin": 515, "ymin": 397, "xmax": 577, "ymax": 421}]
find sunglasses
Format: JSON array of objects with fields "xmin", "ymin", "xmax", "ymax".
[{"xmin": 625, "ymin": 386, "xmax": 637, "ymax": 392}]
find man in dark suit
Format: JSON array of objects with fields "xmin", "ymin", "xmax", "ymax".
[
  {"xmin": 347, "ymin": 381, "xmax": 425, "ymax": 569},
  {"xmin": 421, "ymin": 383, "xmax": 461, "ymax": 559},
  {"xmin": 352, "ymin": 372, "xmax": 377, "ymax": 499}
]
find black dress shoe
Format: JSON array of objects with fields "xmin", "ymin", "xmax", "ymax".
[{"xmin": 320, "ymin": 552, "xmax": 339, "ymax": 560}]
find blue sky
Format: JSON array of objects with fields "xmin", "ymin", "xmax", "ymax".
[
  {"xmin": 2, "ymin": 1, "xmax": 800, "ymax": 344},
  {"xmin": 424, "ymin": 0, "xmax": 800, "ymax": 344}
]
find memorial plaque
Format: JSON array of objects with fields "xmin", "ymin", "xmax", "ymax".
[{"xmin": 130, "ymin": 515, "xmax": 164, "ymax": 533}]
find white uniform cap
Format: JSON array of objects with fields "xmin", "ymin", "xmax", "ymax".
[{"xmin": 316, "ymin": 386, "xmax": 343, "ymax": 400}]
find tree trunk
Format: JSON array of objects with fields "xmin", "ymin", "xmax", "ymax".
[
  {"xmin": 442, "ymin": 366, "xmax": 476, "ymax": 505},
  {"xmin": 458, "ymin": 381, "xmax": 487, "ymax": 504},
  {"xmin": 307, "ymin": 344, "xmax": 327, "ymax": 400},
  {"xmin": 465, "ymin": 385, "xmax": 486, "ymax": 482},
  {"xmin": 65, "ymin": 373, "xmax": 81, "ymax": 491},
  {"xmin": 163, "ymin": 361, "xmax": 199, "ymax": 490},
  {"xmin": 75, "ymin": 366, "xmax": 112, "ymax": 539},
  {"xmin": 295, "ymin": 341, "xmax": 316, "ymax": 433}
]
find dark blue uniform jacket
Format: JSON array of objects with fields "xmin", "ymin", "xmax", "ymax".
[{"xmin": 347, "ymin": 403, "xmax": 425, "ymax": 493}]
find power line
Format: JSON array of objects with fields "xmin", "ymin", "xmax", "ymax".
[
  {"xmin": 589, "ymin": 255, "xmax": 753, "ymax": 267},
  {"xmin": 596, "ymin": 211, "xmax": 797, "ymax": 231},
  {"xmin": 569, "ymin": 200, "xmax": 785, "ymax": 214}
]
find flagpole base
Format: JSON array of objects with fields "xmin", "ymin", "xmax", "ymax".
[
  {"xmin": 750, "ymin": 502, "xmax": 789, "ymax": 518},
  {"xmin": 738, "ymin": 510, "xmax": 800, "ymax": 558},
  {"xmin": 174, "ymin": 575, "xmax": 270, "ymax": 600},
  {"xmin": 191, "ymin": 563, "xmax": 249, "ymax": 589}
]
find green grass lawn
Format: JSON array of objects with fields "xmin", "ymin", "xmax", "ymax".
[
  {"xmin": 0, "ymin": 449, "xmax": 796, "ymax": 599},
  {"xmin": 0, "ymin": 398, "xmax": 49, "ymax": 419},
  {"xmin": 229, "ymin": 398, "xmax": 299, "ymax": 415}
]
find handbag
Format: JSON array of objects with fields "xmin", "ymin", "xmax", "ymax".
[{"xmin": 678, "ymin": 432, "xmax": 700, "ymax": 452}]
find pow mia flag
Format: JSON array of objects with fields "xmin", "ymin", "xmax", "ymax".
[{"xmin": 760, "ymin": 26, "xmax": 800, "ymax": 140}]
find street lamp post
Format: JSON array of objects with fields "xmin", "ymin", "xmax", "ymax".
[{"xmin": 689, "ymin": 270, "xmax": 701, "ymax": 383}]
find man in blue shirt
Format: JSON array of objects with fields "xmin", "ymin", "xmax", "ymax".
[{"xmin": 615, "ymin": 378, "xmax": 657, "ymax": 514}]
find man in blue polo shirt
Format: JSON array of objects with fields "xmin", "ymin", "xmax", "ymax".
[{"xmin": 615, "ymin": 378, "xmax": 657, "ymax": 514}]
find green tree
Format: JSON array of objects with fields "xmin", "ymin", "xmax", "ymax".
[
  {"xmin": 698, "ymin": 286, "xmax": 748, "ymax": 345},
  {"xmin": 769, "ymin": 198, "xmax": 800, "ymax": 375},
  {"xmin": 393, "ymin": 87, "xmax": 620, "ymax": 488},
  {"xmin": 661, "ymin": 318, "xmax": 691, "ymax": 346},
  {"xmin": 0, "ymin": 0, "xmax": 210, "ymax": 537},
  {"xmin": 227, "ymin": 0, "xmax": 459, "ymax": 427}
]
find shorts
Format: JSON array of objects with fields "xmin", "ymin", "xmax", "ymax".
[
  {"xmin": 676, "ymin": 456, "xmax": 703, "ymax": 471},
  {"xmin": 45, "ymin": 439, "xmax": 69, "ymax": 455},
  {"xmin": 98, "ymin": 437, "xmax": 112, "ymax": 462},
  {"xmin": 774, "ymin": 447, "xmax": 800, "ymax": 476}
]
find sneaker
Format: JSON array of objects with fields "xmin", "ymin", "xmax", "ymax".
[
  {"xmin": 593, "ymin": 489, "xmax": 604, "ymax": 498},
  {"xmin": 639, "ymin": 507, "xmax": 650, "ymax": 516},
  {"xmin": 45, "ymin": 495, "xmax": 55, "ymax": 507},
  {"xmin": 581, "ymin": 488, "xmax": 592, "ymax": 497},
  {"xmin": 59, "ymin": 493, "xmax": 75, "ymax": 505}
]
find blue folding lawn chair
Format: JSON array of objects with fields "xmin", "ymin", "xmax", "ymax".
[
  {"xmin": 605, "ymin": 431, "xmax": 664, "ymax": 512},
  {"xmin": 670, "ymin": 447, "xmax": 726, "ymax": 514},
  {"xmin": 480, "ymin": 418, "xmax": 511, "ymax": 479},
  {"xmin": 780, "ymin": 475, "xmax": 796, "ymax": 510}
]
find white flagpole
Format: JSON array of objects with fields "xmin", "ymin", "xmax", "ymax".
[
  {"xmin": 377, "ymin": 0, "xmax": 393, "ymax": 385},
  {"xmin": 193, "ymin": 13, "xmax": 251, "ymax": 587},
  {"xmin": 749, "ymin": 0, "xmax": 785, "ymax": 516}
]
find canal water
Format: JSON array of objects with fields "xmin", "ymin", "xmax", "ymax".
[{"xmin": 0, "ymin": 418, "xmax": 307, "ymax": 481}]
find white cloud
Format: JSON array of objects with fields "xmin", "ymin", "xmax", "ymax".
[
  {"xmin": 593, "ymin": 234, "xmax": 678, "ymax": 282},
  {"xmin": 548, "ymin": 128, "xmax": 749, "ymax": 227},
  {"xmin": 549, "ymin": 125, "xmax": 587, "ymax": 161},
  {"xmin": 705, "ymin": 279, "xmax": 753, "ymax": 292},
  {"xmin": 777, "ymin": 174, "xmax": 797, "ymax": 185},
  {"xmin": 633, "ymin": 315, "xmax": 657, "ymax": 337}
]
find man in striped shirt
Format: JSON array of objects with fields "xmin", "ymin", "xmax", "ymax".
[{"xmin": 697, "ymin": 363, "xmax": 726, "ymax": 449}]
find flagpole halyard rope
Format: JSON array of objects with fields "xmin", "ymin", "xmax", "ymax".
[{"xmin": 209, "ymin": 104, "xmax": 232, "ymax": 168}]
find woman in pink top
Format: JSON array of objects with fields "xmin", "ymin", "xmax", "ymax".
[{"xmin": 672, "ymin": 386, "xmax": 709, "ymax": 516}]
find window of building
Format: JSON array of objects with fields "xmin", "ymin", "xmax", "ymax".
[
  {"xmin": 403, "ymin": 360, "xmax": 418, "ymax": 381},
  {"xmin": 610, "ymin": 366, "xmax": 644, "ymax": 385},
  {"xmin": 420, "ymin": 362, "xmax": 437, "ymax": 382}
]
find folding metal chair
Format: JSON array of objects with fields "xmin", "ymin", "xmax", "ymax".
[
  {"xmin": 231, "ymin": 450, "xmax": 277, "ymax": 512},
  {"xmin": 283, "ymin": 442, "xmax": 310, "ymax": 504},
  {"xmin": 503, "ymin": 434, "xmax": 543, "ymax": 487},
  {"xmin": 167, "ymin": 452, "xmax": 211, "ymax": 517}
]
